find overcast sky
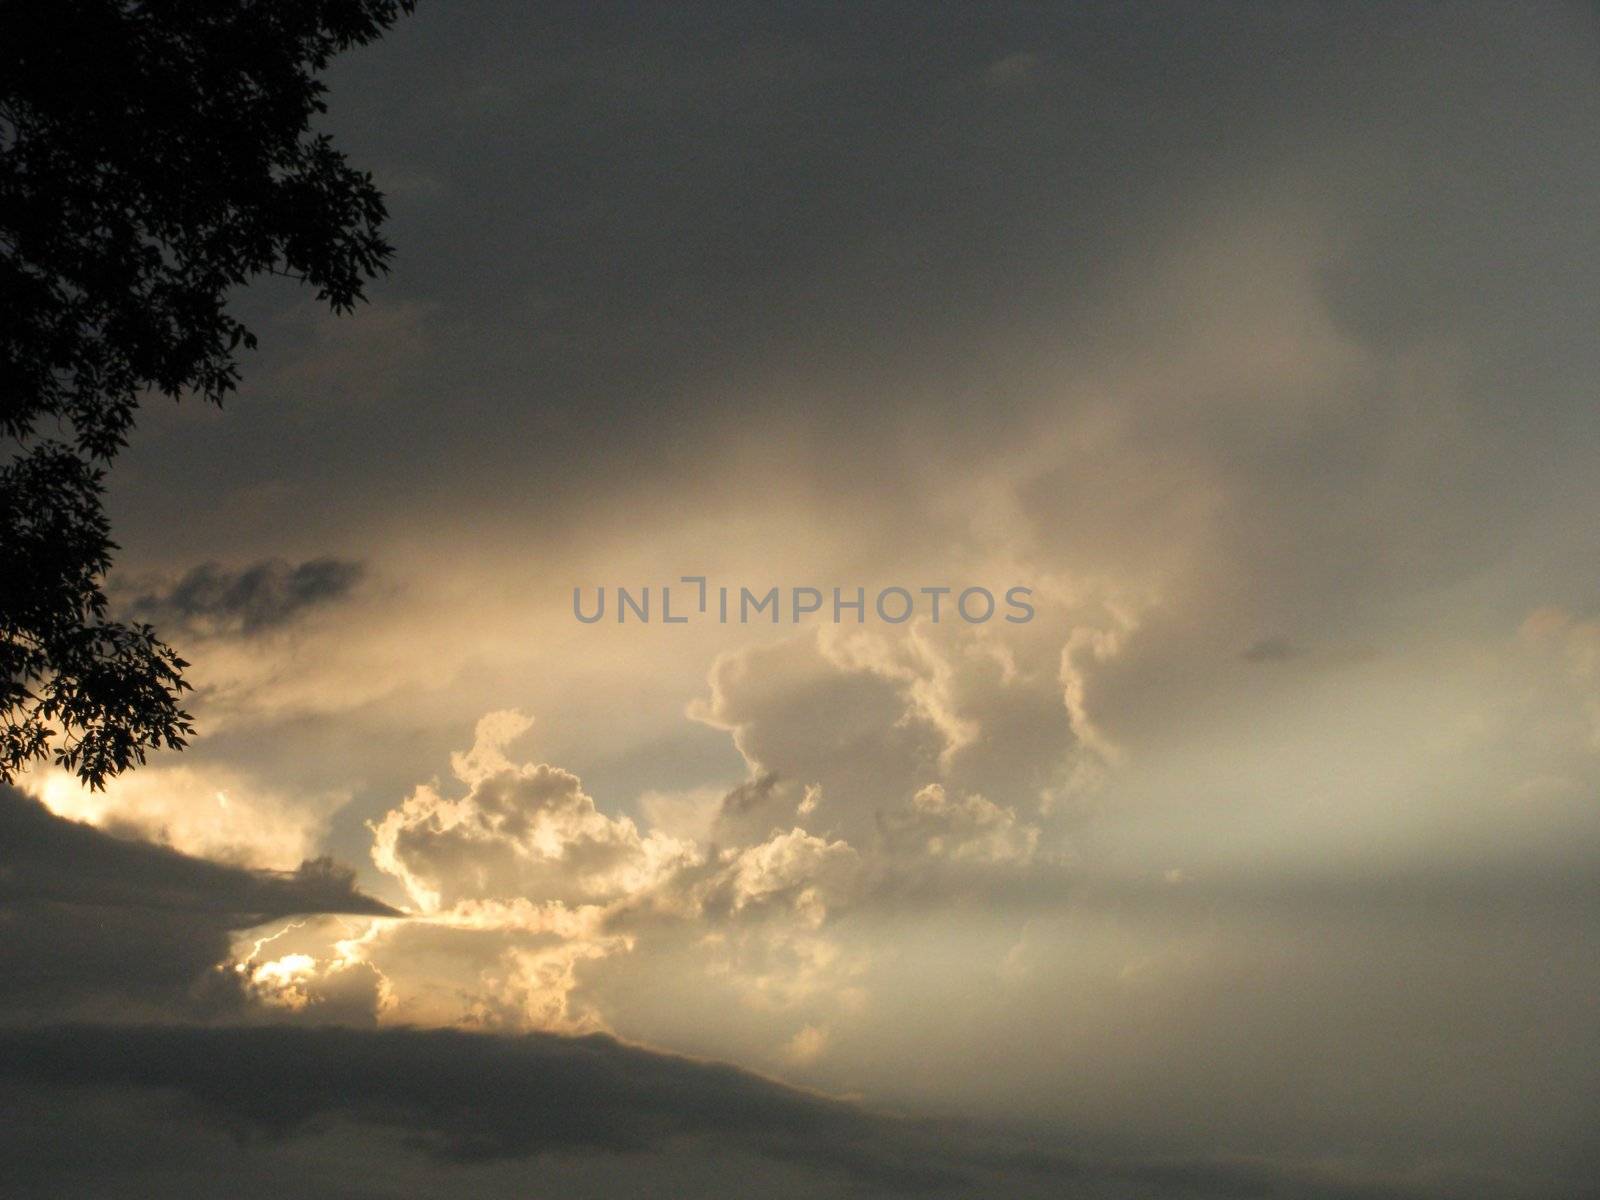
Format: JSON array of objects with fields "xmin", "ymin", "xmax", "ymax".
[{"xmin": 7, "ymin": 3, "xmax": 1600, "ymax": 1197}]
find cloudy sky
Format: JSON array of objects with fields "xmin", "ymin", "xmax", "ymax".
[{"xmin": 7, "ymin": 3, "xmax": 1600, "ymax": 1196}]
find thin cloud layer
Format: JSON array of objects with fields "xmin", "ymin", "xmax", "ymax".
[
  {"xmin": 0, "ymin": 784, "xmax": 394, "ymax": 1021},
  {"xmin": 0, "ymin": 1022, "xmax": 1549, "ymax": 1200},
  {"xmin": 122, "ymin": 558, "xmax": 365, "ymax": 637}
]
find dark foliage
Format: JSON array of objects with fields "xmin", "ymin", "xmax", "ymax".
[{"xmin": 0, "ymin": 0, "xmax": 413, "ymax": 787}]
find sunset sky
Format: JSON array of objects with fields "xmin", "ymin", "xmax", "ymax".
[{"xmin": 5, "ymin": 3, "xmax": 1600, "ymax": 1197}]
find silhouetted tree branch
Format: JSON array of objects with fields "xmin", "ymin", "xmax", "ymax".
[{"xmin": 1, "ymin": 0, "xmax": 415, "ymax": 788}]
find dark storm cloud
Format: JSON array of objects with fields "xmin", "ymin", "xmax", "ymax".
[
  {"xmin": 0, "ymin": 1024, "xmax": 938, "ymax": 1183},
  {"xmin": 0, "ymin": 785, "xmax": 395, "ymax": 1018},
  {"xmin": 123, "ymin": 557, "xmax": 364, "ymax": 635},
  {"xmin": 0, "ymin": 1022, "xmax": 1539, "ymax": 1200},
  {"xmin": 0, "ymin": 784, "xmax": 395, "ymax": 918},
  {"xmin": 125, "ymin": 0, "xmax": 1597, "ymax": 548}
]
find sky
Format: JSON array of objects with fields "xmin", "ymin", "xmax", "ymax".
[{"xmin": 5, "ymin": 3, "xmax": 1600, "ymax": 1197}]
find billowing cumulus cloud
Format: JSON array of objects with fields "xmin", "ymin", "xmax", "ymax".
[
  {"xmin": 371, "ymin": 711, "xmax": 694, "ymax": 911},
  {"xmin": 877, "ymin": 784, "xmax": 1039, "ymax": 867},
  {"xmin": 693, "ymin": 624, "xmax": 1088, "ymax": 848},
  {"xmin": 692, "ymin": 633, "xmax": 949, "ymax": 843},
  {"xmin": 337, "ymin": 716, "xmax": 874, "ymax": 1034},
  {"xmin": 282, "ymin": 703, "xmax": 1082, "ymax": 1041}
]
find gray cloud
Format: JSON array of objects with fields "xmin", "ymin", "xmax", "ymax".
[
  {"xmin": 0, "ymin": 784, "xmax": 395, "ymax": 1019},
  {"xmin": 0, "ymin": 784, "xmax": 395, "ymax": 919},
  {"xmin": 719, "ymin": 770, "xmax": 783, "ymax": 817},
  {"xmin": 1241, "ymin": 637, "xmax": 1301, "ymax": 663},
  {"xmin": 122, "ymin": 558, "xmax": 364, "ymax": 636},
  {"xmin": 0, "ymin": 1022, "xmax": 1555, "ymax": 1200},
  {"xmin": 117, "ymin": 3, "xmax": 1600, "ymax": 547}
]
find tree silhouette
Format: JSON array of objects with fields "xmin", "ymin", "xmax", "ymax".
[{"xmin": 1, "ymin": 0, "xmax": 415, "ymax": 788}]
